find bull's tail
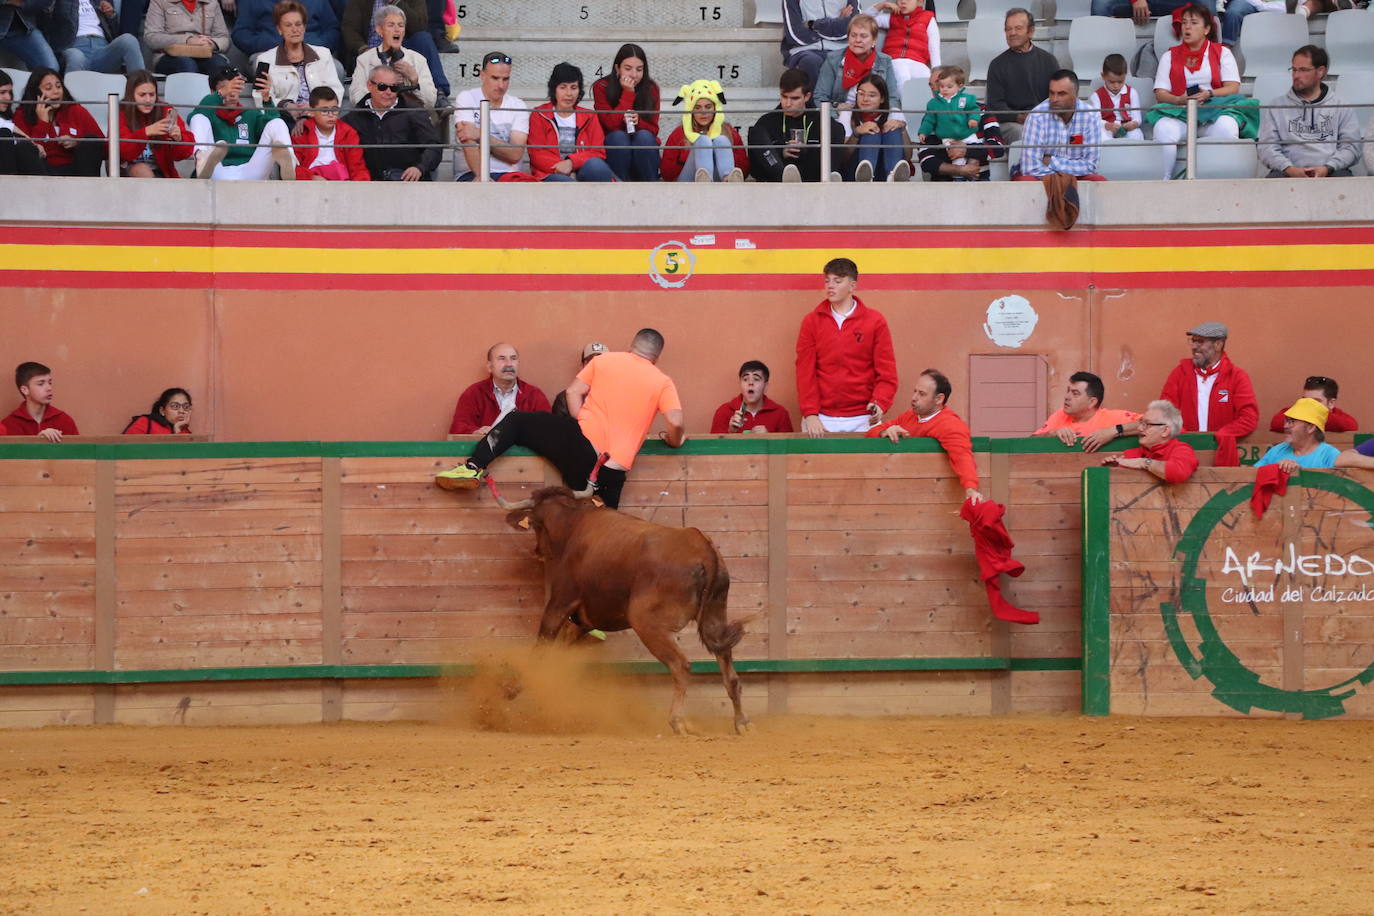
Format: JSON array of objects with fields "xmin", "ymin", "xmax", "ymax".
[{"xmin": 696, "ymin": 558, "xmax": 745, "ymax": 656}]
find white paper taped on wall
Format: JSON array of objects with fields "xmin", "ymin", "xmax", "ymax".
[{"xmin": 983, "ymin": 295, "xmax": 1039, "ymax": 348}]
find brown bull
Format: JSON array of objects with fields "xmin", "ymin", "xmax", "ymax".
[{"xmin": 500, "ymin": 486, "xmax": 750, "ymax": 736}]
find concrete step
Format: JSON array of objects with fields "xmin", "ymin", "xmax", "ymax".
[{"xmin": 452, "ymin": 0, "xmax": 752, "ymax": 30}]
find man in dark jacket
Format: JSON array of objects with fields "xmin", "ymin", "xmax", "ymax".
[
  {"xmin": 342, "ymin": 64, "xmax": 440, "ymax": 180},
  {"xmin": 747, "ymin": 67, "xmax": 848, "ymax": 182},
  {"xmin": 0, "ymin": 0, "xmax": 62, "ymax": 70}
]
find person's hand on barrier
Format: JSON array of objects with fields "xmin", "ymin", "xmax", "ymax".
[
  {"xmin": 1055, "ymin": 427, "xmax": 1080, "ymax": 448},
  {"xmin": 401, "ymin": 166, "xmax": 422, "ymax": 181},
  {"xmin": 802, "ymin": 415, "xmax": 825, "ymax": 438},
  {"xmin": 1305, "ymin": 166, "xmax": 1330, "ymax": 178},
  {"xmin": 36, "ymin": 428, "xmax": 62, "ymax": 443},
  {"xmin": 1100, "ymin": 454, "xmax": 1121, "ymax": 467},
  {"xmin": 1131, "ymin": 0, "xmax": 1150, "ymax": 24},
  {"xmin": 883, "ymin": 425, "xmax": 908, "ymax": 443},
  {"xmin": 1079, "ymin": 427, "xmax": 1118, "ymax": 453},
  {"xmin": 1277, "ymin": 458, "xmax": 1300, "ymax": 474}
]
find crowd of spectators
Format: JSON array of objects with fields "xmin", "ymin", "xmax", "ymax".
[{"xmin": 2, "ymin": 0, "xmax": 1369, "ymax": 180}]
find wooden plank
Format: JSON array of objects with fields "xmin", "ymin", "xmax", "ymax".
[
  {"xmin": 115, "ymin": 562, "xmax": 322, "ymax": 591},
  {"xmin": 787, "ymin": 505, "xmax": 968, "ymax": 532},
  {"xmin": 117, "ymin": 508, "xmax": 322, "ymax": 538},
  {"xmin": 686, "ymin": 480, "xmax": 769, "ymax": 505},
  {"xmin": 114, "ymin": 612, "xmax": 323, "ymax": 644},
  {"xmin": 341, "ymin": 507, "xmax": 524, "ymax": 536},
  {"xmin": 341, "ymin": 533, "xmax": 533, "ymax": 561},
  {"xmin": 0, "ymin": 644, "xmax": 96, "ymax": 669},
  {"xmin": 342, "ymin": 611, "xmax": 541, "ymax": 640},
  {"xmin": 0, "ymin": 565, "xmax": 97, "ymax": 591},
  {"xmin": 115, "ymin": 483, "xmax": 321, "ymax": 513},
  {"xmin": 116, "ymin": 458, "xmax": 321, "ymax": 486},
  {"xmin": 788, "ymin": 477, "xmax": 972, "ymax": 505},
  {"xmin": 0, "ymin": 537, "xmax": 96, "ymax": 563},
  {"xmin": 790, "ymin": 580, "xmax": 993, "ymax": 608},
  {"xmin": 616, "ymin": 480, "xmax": 687, "ymax": 507},
  {"xmin": 94, "ymin": 461, "xmax": 115, "ymax": 724},
  {"xmin": 117, "ymin": 587, "xmax": 323, "ymax": 617},
  {"xmin": 341, "ymin": 455, "xmax": 546, "ymax": 483},
  {"xmin": 1008, "ymin": 477, "xmax": 1083, "ymax": 504},
  {"xmin": 0, "ymin": 590, "xmax": 96, "ymax": 617},
  {"xmin": 342, "ymin": 481, "xmax": 538, "ymax": 510},
  {"xmin": 787, "ymin": 553, "xmax": 984, "ymax": 582},
  {"xmin": 0, "ymin": 512, "xmax": 97, "ymax": 539},
  {"xmin": 341, "ymin": 558, "xmax": 543, "ymax": 588},
  {"xmin": 0, "ymin": 486, "xmax": 95, "ymax": 512},
  {"xmin": 0, "ymin": 687, "xmax": 95, "ymax": 727},
  {"xmin": 786, "ymin": 606, "xmax": 991, "ymax": 633},
  {"xmin": 788, "ymin": 452, "xmax": 989, "ymax": 480},
  {"xmin": 685, "ymin": 505, "xmax": 769, "ymax": 532},
  {"xmin": 115, "ymin": 535, "xmax": 323, "ymax": 564},
  {"xmin": 342, "ymin": 585, "xmax": 546, "ymax": 613},
  {"xmin": 0, "ymin": 460, "xmax": 96, "ymax": 486},
  {"xmin": 114, "ymin": 643, "xmax": 323, "ymax": 669},
  {"xmin": 0, "ymin": 617, "xmax": 95, "ymax": 644},
  {"xmin": 767, "ymin": 451, "xmax": 789, "ymax": 715}
]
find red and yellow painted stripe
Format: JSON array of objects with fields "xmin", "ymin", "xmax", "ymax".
[{"xmin": 2, "ymin": 225, "xmax": 1372, "ymax": 290}]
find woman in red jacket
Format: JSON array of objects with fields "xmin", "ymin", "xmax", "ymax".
[
  {"xmin": 660, "ymin": 79, "xmax": 747, "ymax": 182},
  {"xmin": 527, "ymin": 62, "xmax": 615, "ymax": 182},
  {"xmin": 123, "ymin": 388, "xmax": 194, "ymax": 435},
  {"xmin": 591, "ymin": 43, "xmax": 660, "ymax": 181},
  {"xmin": 119, "ymin": 71, "xmax": 195, "ymax": 178},
  {"xmin": 15, "ymin": 68, "xmax": 105, "ymax": 177}
]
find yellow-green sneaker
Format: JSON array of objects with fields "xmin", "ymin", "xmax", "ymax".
[{"xmin": 435, "ymin": 463, "xmax": 486, "ymax": 490}]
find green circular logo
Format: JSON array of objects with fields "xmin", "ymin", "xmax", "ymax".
[{"xmin": 1165, "ymin": 474, "xmax": 1374, "ymax": 719}]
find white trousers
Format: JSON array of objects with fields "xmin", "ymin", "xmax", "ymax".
[
  {"xmin": 818, "ymin": 413, "xmax": 873, "ymax": 433},
  {"xmin": 188, "ymin": 114, "xmax": 296, "ymax": 180},
  {"xmin": 1152, "ymin": 114, "xmax": 1239, "ymax": 180},
  {"xmin": 889, "ymin": 57, "xmax": 933, "ymax": 113}
]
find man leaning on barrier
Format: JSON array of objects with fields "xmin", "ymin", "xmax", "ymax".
[
  {"xmin": 1101, "ymin": 400, "xmax": 1198, "ymax": 483},
  {"xmin": 1034, "ymin": 371, "xmax": 1140, "ymax": 452},
  {"xmin": 1257, "ymin": 45, "xmax": 1362, "ymax": 179}
]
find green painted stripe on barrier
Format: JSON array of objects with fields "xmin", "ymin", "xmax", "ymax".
[
  {"xmin": 0, "ymin": 656, "xmax": 1082, "ymax": 686},
  {"xmin": 1080, "ymin": 466, "xmax": 1112, "ymax": 716}
]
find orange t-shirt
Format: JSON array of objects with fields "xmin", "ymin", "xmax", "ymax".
[
  {"xmin": 1034, "ymin": 407, "xmax": 1139, "ymax": 436},
  {"xmin": 576, "ymin": 351, "xmax": 682, "ymax": 470}
]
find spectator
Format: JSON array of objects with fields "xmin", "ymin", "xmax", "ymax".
[
  {"xmin": 711, "ymin": 361, "xmax": 794, "ymax": 434},
  {"xmin": 985, "ymin": 8, "xmax": 1059, "ymax": 144},
  {"xmin": 1222, "ymin": 0, "xmax": 1321, "ymax": 46},
  {"xmin": 1334, "ymin": 438, "xmax": 1374, "ymax": 470},
  {"xmin": 551, "ymin": 342, "xmax": 606, "ymax": 416},
  {"xmin": 1094, "ymin": 54, "xmax": 1143, "ymax": 142},
  {"xmin": 0, "ymin": 71, "xmax": 46, "ymax": 176},
  {"xmin": 1148, "ymin": 3, "xmax": 1255, "ymax": 182},
  {"xmin": 841, "ymin": 73, "xmax": 910, "ymax": 181},
  {"xmin": 119, "ymin": 70, "xmax": 195, "ymax": 178},
  {"xmin": 123, "ymin": 387, "xmax": 194, "ymax": 434},
  {"xmin": 0, "ymin": 0, "xmax": 60, "ymax": 71},
  {"xmin": 1101, "ymin": 400, "xmax": 1198, "ymax": 483},
  {"xmin": 15, "ymin": 68, "xmax": 104, "ymax": 177},
  {"xmin": 59, "ymin": 0, "xmax": 144, "ymax": 75},
  {"xmin": 234, "ymin": 0, "xmax": 339, "ymax": 57},
  {"xmin": 349, "ymin": 5, "xmax": 437, "ymax": 112},
  {"xmin": 453, "ymin": 50, "xmax": 529, "ymax": 182},
  {"xmin": 1158, "ymin": 321, "xmax": 1258, "ymax": 438},
  {"xmin": 144, "ymin": 0, "xmax": 231, "ymax": 75},
  {"xmin": 345, "ymin": 0, "xmax": 449, "ymax": 105},
  {"xmin": 591, "ymin": 43, "xmax": 661, "ymax": 182},
  {"xmin": 781, "ymin": 0, "xmax": 854, "ymax": 91},
  {"xmin": 866, "ymin": 0, "xmax": 940, "ymax": 112},
  {"xmin": 448, "ymin": 342, "xmax": 552, "ymax": 436},
  {"xmin": 344, "ymin": 64, "xmax": 439, "ymax": 180},
  {"xmin": 747, "ymin": 67, "xmax": 848, "ymax": 182},
  {"xmin": 251, "ymin": 0, "xmax": 345, "ymax": 125},
  {"xmin": 1033, "ymin": 371, "xmax": 1141, "ymax": 451},
  {"xmin": 1257, "ymin": 46, "xmax": 1361, "ymax": 179},
  {"xmin": 188, "ymin": 65, "xmax": 298, "ymax": 180},
  {"xmin": 917, "ymin": 65, "xmax": 987, "ymax": 180},
  {"xmin": 436, "ymin": 329, "xmax": 687, "ymax": 511},
  {"xmin": 1255, "ymin": 398, "xmax": 1339, "ymax": 471},
  {"xmin": 917, "ymin": 68, "xmax": 1004, "ymax": 180},
  {"xmin": 813, "ymin": 14, "xmax": 906, "ymax": 137},
  {"xmin": 661, "ymin": 79, "xmax": 748, "ymax": 182},
  {"xmin": 1269, "ymin": 376, "xmax": 1356, "ymax": 434},
  {"xmin": 1094, "ymin": 0, "xmax": 1213, "ymax": 23},
  {"xmin": 527, "ymin": 62, "xmax": 615, "ymax": 183},
  {"xmin": 293, "ymin": 85, "xmax": 369, "ymax": 179},
  {"xmin": 4, "ymin": 362, "xmax": 79, "ymax": 442},
  {"xmin": 796, "ymin": 257, "xmax": 898, "ymax": 437},
  {"xmin": 1015, "ymin": 69, "xmax": 1106, "ymax": 181},
  {"xmin": 867, "ymin": 369, "xmax": 983, "ymax": 502}
]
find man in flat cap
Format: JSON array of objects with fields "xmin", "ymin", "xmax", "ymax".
[{"xmin": 1157, "ymin": 321, "xmax": 1257, "ymax": 439}]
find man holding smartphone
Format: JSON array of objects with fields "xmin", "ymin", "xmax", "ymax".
[{"xmin": 747, "ymin": 67, "xmax": 847, "ymax": 181}]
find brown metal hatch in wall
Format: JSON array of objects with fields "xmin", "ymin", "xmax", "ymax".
[{"xmin": 968, "ymin": 354, "xmax": 1048, "ymax": 437}]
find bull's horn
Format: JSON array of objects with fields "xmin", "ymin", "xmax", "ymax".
[
  {"xmin": 485, "ymin": 476, "xmax": 534, "ymax": 511},
  {"xmin": 573, "ymin": 452, "xmax": 611, "ymax": 500}
]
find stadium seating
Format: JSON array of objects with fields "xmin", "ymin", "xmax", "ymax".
[
  {"xmin": 965, "ymin": 17, "xmax": 1006, "ymax": 81},
  {"xmin": 971, "ymin": 0, "xmax": 1032, "ymax": 21},
  {"xmin": 1247, "ymin": 70, "xmax": 1291, "ymax": 106},
  {"xmin": 1323, "ymin": 8, "xmax": 1374, "ymax": 75},
  {"xmin": 1097, "ymin": 136, "xmax": 1161, "ymax": 179},
  {"xmin": 1051, "ymin": 0, "xmax": 1093, "ymax": 20},
  {"xmin": 1066, "ymin": 16, "xmax": 1135, "ymax": 71},
  {"xmin": 59, "ymin": 70, "xmax": 127, "ymax": 105},
  {"xmin": 1238, "ymin": 13, "xmax": 1310, "ymax": 76},
  {"xmin": 754, "ymin": 0, "xmax": 783, "ymax": 24},
  {"xmin": 2, "ymin": 67, "xmax": 28, "ymax": 95},
  {"xmin": 1194, "ymin": 134, "xmax": 1259, "ymax": 178},
  {"xmin": 163, "ymin": 72, "xmax": 211, "ymax": 120},
  {"xmin": 1153, "ymin": 14, "xmax": 1177, "ymax": 61}
]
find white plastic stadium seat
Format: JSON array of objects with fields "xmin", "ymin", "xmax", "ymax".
[
  {"xmin": 1053, "ymin": 0, "xmax": 1093, "ymax": 19},
  {"xmin": 1154, "ymin": 15, "xmax": 1177, "ymax": 62},
  {"xmin": 61, "ymin": 69, "xmax": 126, "ymax": 104},
  {"xmin": 1238, "ymin": 13, "xmax": 1309, "ymax": 77},
  {"xmin": 966, "ymin": 18, "xmax": 1006, "ymax": 81},
  {"xmin": 1247, "ymin": 71, "xmax": 1291, "ymax": 107},
  {"xmin": 932, "ymin": 0, "xmax": 962, "ymax": 22},
  {"xmin": 972, "ymin": 0, "xmax": 1026, "ymax": 21},
  {"xmin": 753, "ymin": 0, "xmax": 783, "ymax": 24},
  {"xmin": 1195, "ymin": 135, "xmax": 1259, "ymax": 178},
  {"xmin": 1322, "ymin": 9, "xmax": 1374, "ymax": 75},
  {"xmin": 2, "ymin": 67, "xmax": 29, "ymax": 95},
  {"xmin": 1067, "ymin": 16, "xmax": 1136, "ymax": 71},
  {"xmin": 1097, "ymin": 136, "xmax": 1161, "ymax": 179},
  {"xmin": 163, "ymin": 71, "xmax": 211, "ymax": 119}
]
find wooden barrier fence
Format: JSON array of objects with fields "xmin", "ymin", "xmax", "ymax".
[{"xmin": 0, "ymin": 435, "xmax": 1221, "ymax": 727}]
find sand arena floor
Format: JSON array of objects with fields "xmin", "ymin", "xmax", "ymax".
[{"xmin": 3, "ymin": 675, "xmax": 1373, "ymax": 915}]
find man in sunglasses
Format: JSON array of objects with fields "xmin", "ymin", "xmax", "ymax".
[
  {"xmin": 343, "ymin": 64, "xmax": 440, "ymax": 180},
  {"xmin": 453, "ymin": 51, "xmax": 530, "ymax": 181},
  {"xmin": 1268, "ymin": 375, "xmax": 1357, "ymax": 433}
]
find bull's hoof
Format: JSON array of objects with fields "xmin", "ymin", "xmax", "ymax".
[
  {"xmin": 734, "ymin": 718, "xmax": 753, "ymax": 736},
  {"xmin": 670, "ymin": 717, "xmax": 689, "ymax": 737}
]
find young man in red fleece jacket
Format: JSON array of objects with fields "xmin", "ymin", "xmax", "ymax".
[
  {"xmin": 795, "ymin": 257, "xmax": 898, "ymax": 437},
  {"xmin": 4, "ymin": 362, "xmax": 79, "ymax": 442},
  {"xmin": 1267, "ymin": 375, "xmax": 1357, "ymax": 434},
  {"xmin": 710, "ymin": 360, "xmax": 794, "ymax": 434},
  {"xmin": 867, "ymin": 368, "xmax": 983, "ymax": 503}
]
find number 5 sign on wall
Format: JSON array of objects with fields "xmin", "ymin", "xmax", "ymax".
[{"xmin": 648, "ymin": 241, "xmax": 696, "ymax": 289}]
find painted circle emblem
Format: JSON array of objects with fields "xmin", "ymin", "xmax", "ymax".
[
  {"xmin": 1165, "ymin": 474, "xmax": 1374, "ymax": 719},
  {"xmin": 648, "ymin": 241, "xmax": 695, "ymax": 289}
]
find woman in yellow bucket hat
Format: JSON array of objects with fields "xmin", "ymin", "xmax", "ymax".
[{"xmin": 1254, "ymin": 397, "xmax": 1340, "ymax": 473}]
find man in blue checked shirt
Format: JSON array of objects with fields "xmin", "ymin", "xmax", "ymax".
[{"xmin": 1015, "ymin": 69, "xmax": 1107, "ymax": 181}]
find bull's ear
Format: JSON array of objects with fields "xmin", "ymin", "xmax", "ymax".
[
  {"xmin": 591, "ymin": 497, "xmax": 605, "ymax": 508},
  {"xmin": 505, "ymin": 509, "xmax": 533, "ymax": 530}
]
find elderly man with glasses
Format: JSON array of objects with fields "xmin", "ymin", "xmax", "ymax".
[
  {"xmin": 1258, "ymin": 45, "xmax": 1362, "ymax": 179},
  {"xmin": 1101, "ymin": 400, "xmax": 1198, "ymax": 483},
  {"xmin": 342, "ymin": 64, "xmax": 441, "ymax": 180}
]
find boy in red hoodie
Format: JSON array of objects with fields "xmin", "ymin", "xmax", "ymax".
[
  {"xmin": 867, "ymin": 368, "xmax": 982, "ymax": 503},
  {"xmin": 5, "ymin": 362, "xmax": 79, "ymax": 442}
]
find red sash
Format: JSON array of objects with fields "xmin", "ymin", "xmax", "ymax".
[
  {"xmin": 841, "ymin": 49, "xmax": 876, "ymax": 91},
  {"xmin": 1168, "ymin": 41, "xmax": 1223, "ymax": 97},
  {"xmin": 1093, "ymin": 85, "xmax": 1132, "ymax": 124}
]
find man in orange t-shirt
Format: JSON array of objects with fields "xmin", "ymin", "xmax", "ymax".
[
  {"xmin": 1033, "ymin": 371, "xmax": 1139, "ymax": 452},
  {"xmin": 436, "ymin": 329, "xmax": 686, "ymax": 508}
]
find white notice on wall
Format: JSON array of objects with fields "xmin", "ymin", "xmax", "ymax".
[{"xmin": 983, "ymin": 295, "xmax": 1039, "ymax": 348}]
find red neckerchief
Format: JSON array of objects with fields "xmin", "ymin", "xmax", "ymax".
[
  {"xmin": 841, "ymin": 49, "xmax": 876, "ymax": 91},
  {"xmin": 215, "ymin": 102, "xmax": 241, "ymax": 125},
  {"xmin": 1195, "ymin": 358, "xmax": 1222, "ymax": 381},
  {"xmin": 857, "ymin": 110, "xmax": 881, "ymax": 124},
  {"xmin": 179, "ymin": 0, "xmax": 196, "ymax": 12},
  {"xmin": 1169, "ymin": 40, "xmax": 1223, "ymax": 96}
]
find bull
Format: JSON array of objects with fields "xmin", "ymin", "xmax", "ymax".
[{"xmin": 495, "ymin": 485, "xmax": 750, "ymax": 736}]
